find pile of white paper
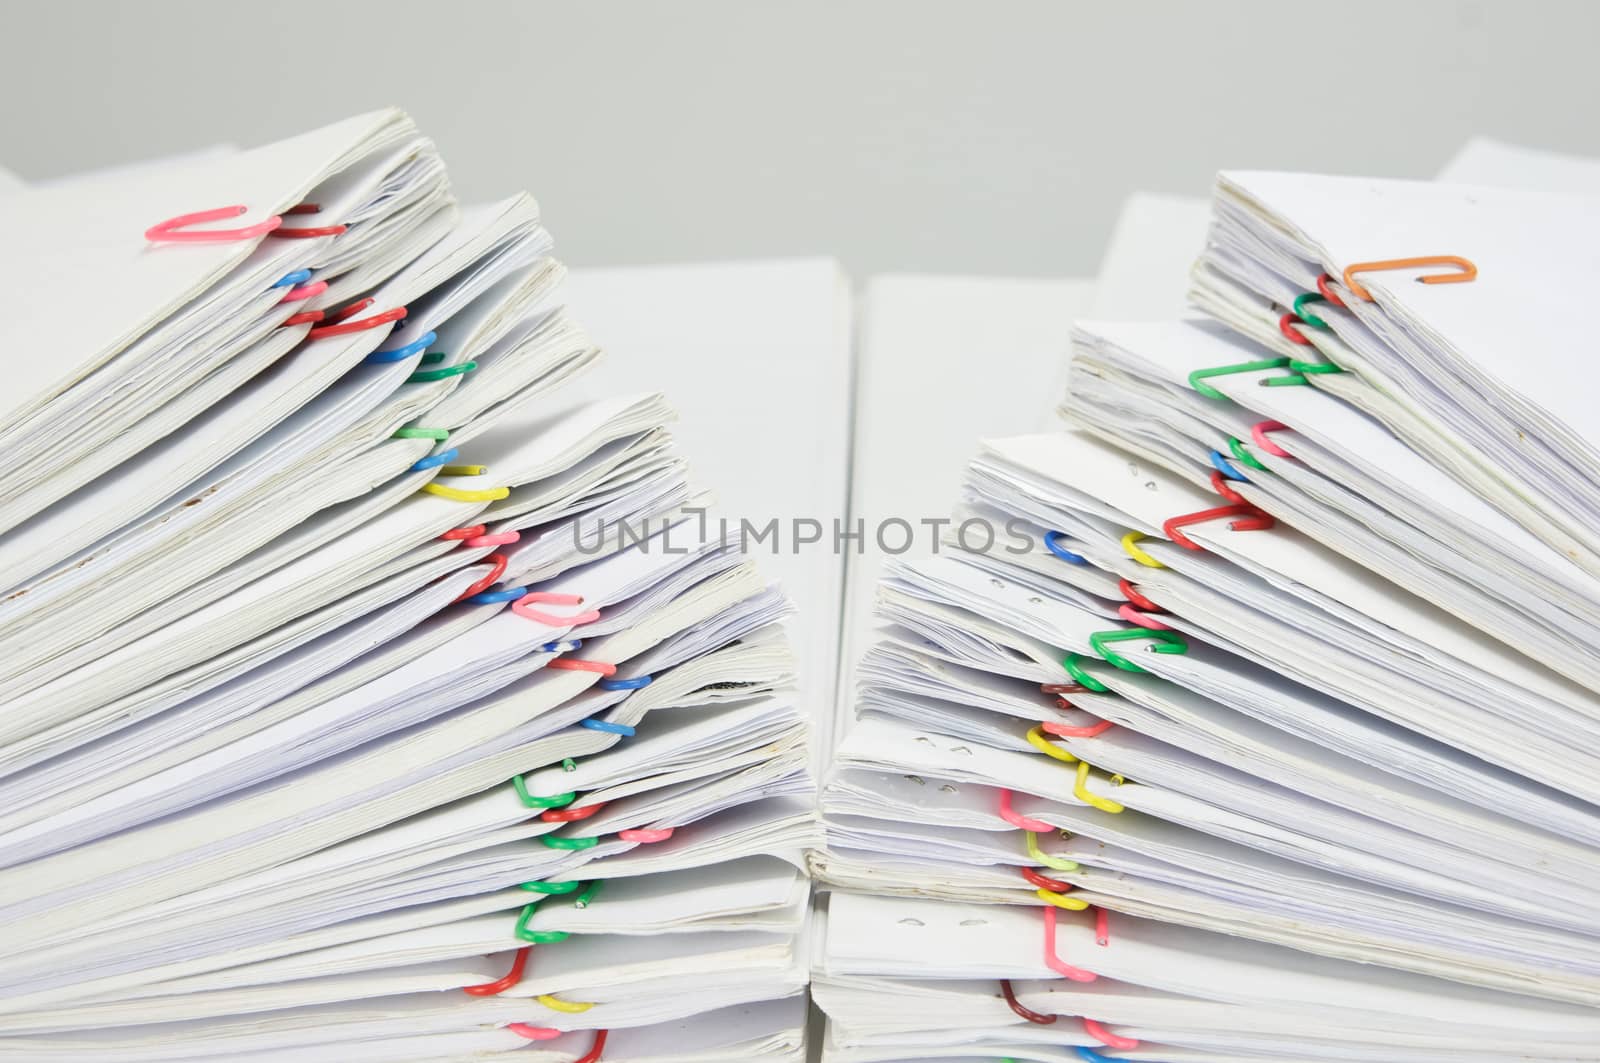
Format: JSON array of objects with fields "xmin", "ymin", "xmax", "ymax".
[
  {"xmin": 0, "ymin": 111, "xmax": 812, "ymax": 1062},
  {"xmin": 812, "ymin": 170, "xmax": 1600, "ymax": 1059}
]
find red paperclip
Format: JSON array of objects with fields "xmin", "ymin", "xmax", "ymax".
[
  {"xmin": 1209, "ymin": 469, "xmax": 1248, "ymax": 505},
  {"xmin": 281, "ymin": 308, "xmax": 324, "ymax": 327},
  {"xmin": 1096, "ymin": 907, "xmax": 1109, "ymax": 947},
  {"xmin": 278, "ymin": 279, "xmax": 327, "ymax": 304},
  {"xmin": 268, "ymin": 202, "xmax": 349, "ymax": 239},
  {"xmin": 306, "ymin": 302, "xmax": 406, "ymax": 341},
  {"xmin": 1116, "ymin": 603, "xmax": 1172, "ymax": 631},
  {"xmin": 1251, "ymin": 419, "xmax": 1293, "ymax": 459},
  {"xmin": 548, "ymin": 658, "xmax": 618, "ymax": 676},
  {"xmin": 1278, "ymin": 312, "xmax": 1314, "ymax": 346},
  {"xmin": 145, "ymin": 205, "xmax": 282, "ymax": 243},
  {"xmin": 998, "ymin": 789, "xmax": 1055, "ymax": 833},
  {"xmin": 1021, "ymin": 866, "xmax": 1073, "ymax": 892},
  {"xmin": 1043, "ymin": 906, "xmax": 1097, "ymax": 982},
  {"xmin": 1117, "ymin": 578, "xmax": 1160, "ymax": 613},
  {"xmin": 1161, "ymin": 504, "xmax": 1275, "ymax": 551},
  {"xmin": 1085, "ymin": 1018, "xmax": 1139, "ymax": 1050},
  {"xmin": 575, "ymin": 1030, "xmax": 609, "ymax": 1063},
  {"xmin": 1041, "ymin": 717, "xmax": 1115, "ymax": 739},
  {"xmin": 542, "ymin": 802, "xmax": 605, "ymax": 823},
  {"xmin": 462, "ymin": 946, "xmax": 530, "ymax": 997},
  {"xmin": 506, "ymin": 1023, "xmax": 561, "ymax": 1040},
  {"xmin": 442, "ymin": 524, "xmax": 488, "ymax": 542},
  {"xmin": 456, "ymin": 553, "xmax": 509, "ymax": 603},
  {"xmin": 619, "ymin": 827, "xmax": 673, "ymax": 843},
  {"xmin": 1000, "ymin": 978, "xmax": 1056, "ymax": 1025},
  {"xmin": 1316, "ymin": 273, "xmax": 1346, "ymax": 308}
]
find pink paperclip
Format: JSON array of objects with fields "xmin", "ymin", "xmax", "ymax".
[
  {"xmin": 506, "ymin": 1023, "xmax": 562, "ymax": 1040},
  {"xmin": 1040, "ymin": 718, "xmax": 1115, "ymax": 739},
  {"xmin": 1250, "ymin": 419, "xmax": 1293, "ymax": 459},
  {"xmin": 618, "ymin": 827, "xmax": 674, "ymax": 843},
  {"xmin": 1084, "ymin": 1018, "xmax": 1139, "ymax": 1050},
  {"xmin": 513, "ymin": 592, "xmax": 601, "ymax": 627},
  {"xmin": 145, "ymin": 205, "xmax": 283, "ymax": 243},
  {"xmin": 998, "ymin": 789, "xmax": 1054, "ymax": 833},
  {"xmin": 466, "ymin": 530, "xmax": 521, "ymax": 549},
  {"xmin": 279, "ymin": 279, "xmax": 327, "ymax": 304},
  {"xmin": 1043, "ymin": 906, "xmax": 1097, "ymax": 982},
  {"xmin": 1116, "ymin": 603, "xmax": 1172, "ymax": 631}
]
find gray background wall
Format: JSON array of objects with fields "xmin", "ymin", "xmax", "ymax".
[{"xmin": 3, "ymin": 0, "xmax": 1594, "ymax": 276}]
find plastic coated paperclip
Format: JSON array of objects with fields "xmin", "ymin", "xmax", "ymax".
[
  {"xmin": 1250, "ymin": 419, "xmax": 1293, "ymax": 458},
  {"xmin": 1000, "ymin": 979, "xmax": 1056, "ymax": 1025},
  {"xmin": 513, "ymin": 592, "xmax": 600, "ymax": 627},
  {"xmin": 1042, "ymin": 906, "xmax": 1097, "ymax": 982},
  {"xmin": 1343, "ymin": 255, "xmax": 1476, "ymax": 301},
  {"xmin": 1118, "ymin": 532, "xmax": 1165, "ymax": 569},
  {"xmin": 1187, "ymin": 357, "xmax": 1291, "ymax": 399},
  {"xmin": 1044, "ymin": 531, "xmax": 1088, "ymax": 564},
  {"xmin": 1161, "ymin": 503, "xmax": 1274, "ymax": 551},
  {"xmin": 1087, "ymin": 628, "xmax": 1188, "ymax": 673},
  {"xmin": 145, "ymin": 205, "xmax": 281, "ymax": 242},
  {"xmin": 268, "ymin": 202, "xmax": 348, "ymax": 239}
]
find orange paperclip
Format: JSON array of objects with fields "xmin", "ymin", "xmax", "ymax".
[{"xmin": 1342, "ymin": 256, "xmax": 1476, "ymax": 301}]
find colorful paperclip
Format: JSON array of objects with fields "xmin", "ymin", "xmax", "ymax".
[{"xmin": 1342, "ymin": 255, "xmax": 1476, "ymax": 301}]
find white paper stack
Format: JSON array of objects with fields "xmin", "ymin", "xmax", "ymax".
[
  {"xmin": 0, "ymin": 111, "xmax": 812, "ymax": 1062},
  {"xmin": 812, "ymin": 167, "xmax": 1600, "ymax": 1060}
]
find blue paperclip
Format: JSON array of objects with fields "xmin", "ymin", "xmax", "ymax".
[
  {"xmin": 1074, "ymin": 1049, "xmax": 1117, "ymax": 1063},
  {"xmin": 1044, "ymin": 531, "xmax": 1088, "ymax": 565},
  {"xmin": 1208, "ymin": 448, "xmax": 1249, "ymax": 482},
  {"xmin": 599, "ymin": 674, "xmax": 652, "ymax": 691},
  {"xmin": 468, "ymin": 585, "xmax": 528, "ymax": 605},
  {"xmin": 581, "ymin": 718, "xmax": 636, "ymax": 736},
  {"xmin": 543, "ymin": 639, "xmax": 583, "ymax": 653},
  {"xmin": 272, "ymin": 268, "xmax": 312, "ymax": 289},
  {"xmin": 410, "ymin": 447, "xmax": 460, "ymax": 473},
  {"xmin": 365, "ymin": 331, "xmax": 437, "ymax": 365}
]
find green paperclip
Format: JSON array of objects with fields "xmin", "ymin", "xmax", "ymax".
[
  {"xmin": 520, "ymin": 879, "xmax": 583, "ymax": 894},
  {"xmin": 393, "ymin": 426, "xmax": 449, "ymax": 441},
  {"xmin": 419, "ymin": 351, "xmax": 448, "ymax": 364},
  {"xmin": 542, "ymin": 834, "xmax": 600, "ymax": 850},
  {"xmin": 1227, "ymin": 435, "xmax": 1267, "ymax": 471},
  {"xmin": 1292, "ymin": 292, "xmax": 1330, "ymax": 329},
  {"xmin": 1289, "ymin": 357, "xmax": 1345, "ymax": 376},
  {"xmin": 1063, "ymin": 653, "xmax": 1110, "ymax": 693},
  {"xmin": 514, "ymin": 900, "xmax": 573, "ymax": 945},
  {"xmin": 1187, "ymin": 357, "xmax": 1290, "ymax": 400},
  {"xmin": 573, "ymin": 880, "xmax": 603, "ymax": 909},
  {"xmin": 562, "ymin": 758, "xmax": 578, "ymax": 772},
  {"xmin": 1089, "ymin": 628, "xmax": 1189, "ymax": 672},
  {"xmin": 1261, "ymin": 373, "xmax": 1310, "ymax": 388},
  {"xmin": 1025, "ymin": 829, "xmax": 1079, "ymax": 872},
  {"xmin": 513, "ymin": 775, "xmax": 575, "ymax": 809},
  {"xmin": 409, "ymin": 360, "xmax": 477, "ymax": 384}
]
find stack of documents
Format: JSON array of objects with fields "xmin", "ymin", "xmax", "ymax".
[
  {"xmin": 0, "ymin": 111, "xmax": 812, "ymax": 1061},
  {"xmin": 813, "ymin": 170, "xmax": 1600, "ymax": 1060}
]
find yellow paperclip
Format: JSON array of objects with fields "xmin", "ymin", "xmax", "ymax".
[
  {"xmin": 1025, "ymin": 725, "xmax": 1078, "ymax": 764},
  {"xmin": 1025, "ymin": 830, "xmax": 1079, "ymax": 873},
  {"xmin": 439, "ymin": 464, "xmax": 488, "ymax": 476},
  {"xmin": 1120, "ymin": 531, "xmax": 1166, "ymax": 569},
  {"xmin": 536, "ymin": 993, "xmax": 595, "ymax": 1014},
  {"xmin": 1074, "ymin": 760, "xmax": 1126, "ymax": 814},
  {"xmin": 421, "ymin": 483, "xmax": 511, "ymax": 503},
  {"xmin": 1036, "ymin": 887, "xmax": 1090, "ymax": 911}
]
